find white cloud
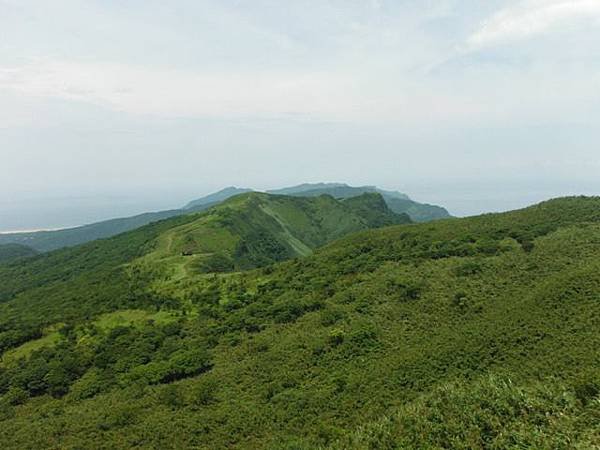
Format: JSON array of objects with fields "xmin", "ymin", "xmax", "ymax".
[
  {"xmin": 467, "ymin": 0, "xmax": 600, "ymax": 49},
  {"xmin": 0, "ymin": 58, "xmax": 488, "ymax": 124},
  {"xmin": 0, "ymin": 60, "xmax": 351, "ymax": 119}
]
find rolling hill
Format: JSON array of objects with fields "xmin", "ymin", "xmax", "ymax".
[
  {"xmin": 131, "ymin": 192, "xmax": 410, "ymax": 278},
  {"xmin": 0, "ymin": 196, "xmax": 598, "ymax": 448},
  {"xmin": 0, "ymin": 183, "xmax": 447, "ymax": 253},
  {"xmin": 0, "ymin": 188, "xmax": 250, "ymax": 253}
]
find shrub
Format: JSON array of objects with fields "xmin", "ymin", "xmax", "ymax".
[{"xmin": 328, "ymin": 328, "xmax": 345, "ymax": 346}]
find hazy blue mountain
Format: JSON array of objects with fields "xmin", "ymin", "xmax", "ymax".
[
  {"xmin": 267, "ymin": 183, "xmax": 347, "ymax": 196},
  {"xmin": 268, "ymin": 183, "xmax": 450, "ymax": 222},
  {"xmin": 184, "ymin": 187, "xmax": 252, "ymax": 210},
  {"xmin": 269, "ymin": 183, "xmax": 409, "ymax": 200}
]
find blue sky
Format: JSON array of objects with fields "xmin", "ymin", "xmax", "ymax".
[{"xmin": 1, "ymin": 0, "xmax": 600, "ymax": 229}]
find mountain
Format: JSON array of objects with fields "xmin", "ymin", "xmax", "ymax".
[
  {"xmin": 134, "ymin": 192, "xmax": 410, "ymax": 276},
  {"xmin": 0, "ymin": 244, "xmax": 37, "ymax": 264},
  {"xmin": 184, "ymin": 186, "xmax": 253, "ymax": 210},
  {"xmin": 0, "ymin": 183, "xmax": 447, "ymax": 253},
  {"xmin": 266, "ymin": 182, "xmax": 348, "ymax": 196},
  {"xmin": 0, "ymin": 196, "xmax": 599, "ymax": 448},
  {"xmin": 0, "ymin": 187, "xmax": 250, "ymax": 253},
  {"xmin": 268, "ymin": 183, "xmax": 450, "ymax": 222}
]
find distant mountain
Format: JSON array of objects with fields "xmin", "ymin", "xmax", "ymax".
[
  {"xmin": 267, "ymin": 182, "xmax": 347, "ymax": 196},
  {"xmin": 0, "ymin": 243, "xmax": 37, "ymax": 264},
  {"xmin": 268, "ymin": 183, "xmax": 450, "ymax": 222},
  {"xmin": 0, "ymin": 183, "xmax": 446, "ymax": 253},
  {"xmin": 184, "ymin": 187, "xmax": 252, "ymax": 210},
  {"xmin": 138, "ymin": 191, "xmax": 409, "ymax": 275},
  {"xmin": 268, "ymin": 183, "xmax": 409, "ymax": 201}
]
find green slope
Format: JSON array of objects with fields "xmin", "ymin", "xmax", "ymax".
[
  {"xmin": 0, "ymin": 188, "xmax": 248, "ymax": 253},
  {"xmin": 0, "ymin": 209, "xmax": 184, "ymax": 253},
  {"xmin": 0, "ymin": 244, "xmax": 37, "ymax": 264},
  {"xmin": 0, "ymin": 197, "xmax": 599, "ymax": 449},
  {"xmin": 0, "ymin": 183, "xmax": 446, "ymax": 253},
  {"xmin": 134, "ymin": 192, "xmax": 409, "ymax": 281},
  {"xmin": 268, "ymin": 183, "xmax": 451, "ymax": 222}
]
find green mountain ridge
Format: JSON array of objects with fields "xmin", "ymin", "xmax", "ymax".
[
  {"xmin": 272, "ymin": 183, "xmax": 449, "ymax": 222},
  {"xmin": 0, "ymin": 196, "xmax": 598, "ymax": 448},
  {"xmin": 0, "ymin": 183, "xmax": 448, "ymax": 253},
  {"xmin": 132, "ymin": 192, "xmax": 410, "ymax": 278}
]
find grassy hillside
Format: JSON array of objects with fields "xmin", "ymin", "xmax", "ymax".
[
  {"xmin": 0, "ymin": 244, "xmax": 37, "ymax": 264},
  {"xmin": 0, "ymin": 189, "xmax": 248, "ymax": 253},
  {"xmin": 133, "ymin": 192, "xmax": 409, "ymax": 279},
  {"xmin": 0, "ymin": 183, "xmax": 445, "ymax": 253},
  {"xmin": 0, "ymin": 197, "xmax": 599, "ymax": 448},
  {"xmin": 0, "ymin": 192, "xmax": 404, "ymax": 358}
]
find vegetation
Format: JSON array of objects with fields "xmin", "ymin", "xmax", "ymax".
[
  {"xmin": 0, "ymin": 244, "xmax": 37, "ymax": 264},
  {"xmin": 0, "ymin": 210, "xmax": 184, "ymax": 252},
  {"xmin": 0, "ymin": 188, "xmax": 248, "ymax": 253},
  {"xmin": 132, "ymin": 192, "xmax": 408, "ymax": 278},
  {"xmin": 269, "ymin": 182, "xmax": 451, "ymax": 222},
  {"xmin": 0, "ymin": 196, "xmax": 599, "ymax": 448},
  {"xmin": 0, "ymin": 183, "xmax": 444, "ymax": 253}
]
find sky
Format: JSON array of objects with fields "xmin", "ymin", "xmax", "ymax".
[{"xmin": 1, "ymin": 0, "xmax": 600, "ymax": 230}]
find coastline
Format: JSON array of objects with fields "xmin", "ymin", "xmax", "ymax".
[{"xmin": 0, "ymin": 227, "xmax": 67, "ymax": 235}]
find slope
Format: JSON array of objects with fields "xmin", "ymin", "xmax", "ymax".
[
  {"xmin": 0, "ymin": 210, "xmax": 184, "ymax": 253},
  {"xmin": 0, "ymin": 197, "xmax": 599, "ymax": 449},
  {"xmin": 0, "ymin": 188, "xmax": 249, "ymax": 253},
  {"xmin": 0, "ymin": 183, "xmax": 446, "ymax": 253},
  {"xmin": 133, "ymin": 192, "xmax": 410, "ymax": 281},
  {"xmin": 0, "ymin": 244, "xmax": 37, "ymax": 264},
  {"xmin": 268, "ymin": 182, "xmax": 451, "ymax": 222}
]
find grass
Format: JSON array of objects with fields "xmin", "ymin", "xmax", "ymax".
[{"xmin": 1, "ymin": 327, "xmax": 62, "ymax": 367}]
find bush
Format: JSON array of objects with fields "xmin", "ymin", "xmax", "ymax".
[
  {"xmin": 199, "ymin": 253, "xmax": 235, "ymax": 273},
  {"xmin": 328, "ymin": 328, "xmax": 345, "ymax": 346},
  {"xmin": 453, "ymin": 260, "xmax": 483, "ymax": 277}
]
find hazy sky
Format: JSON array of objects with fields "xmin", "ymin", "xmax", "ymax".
[{"xmin": 2, "ymin": 0, "xmax": 600, "ymax": 230}]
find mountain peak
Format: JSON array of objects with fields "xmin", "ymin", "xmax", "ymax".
[{"xmin": 184, "ymin": 186, "xmax": 253, "ymax": 210}]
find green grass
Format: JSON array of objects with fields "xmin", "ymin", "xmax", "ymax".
[
  {"xmin": 131, "ymin": 192, "xmax": 406, "ymax": 285},
  {"xmin": 1, "ymin": 328, "xmax": 61, "ymax": 367}
]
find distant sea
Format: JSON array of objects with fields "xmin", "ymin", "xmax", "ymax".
[{"xmin": 0, "ymin": 195, "xmax": 184, "ymax": 233}]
